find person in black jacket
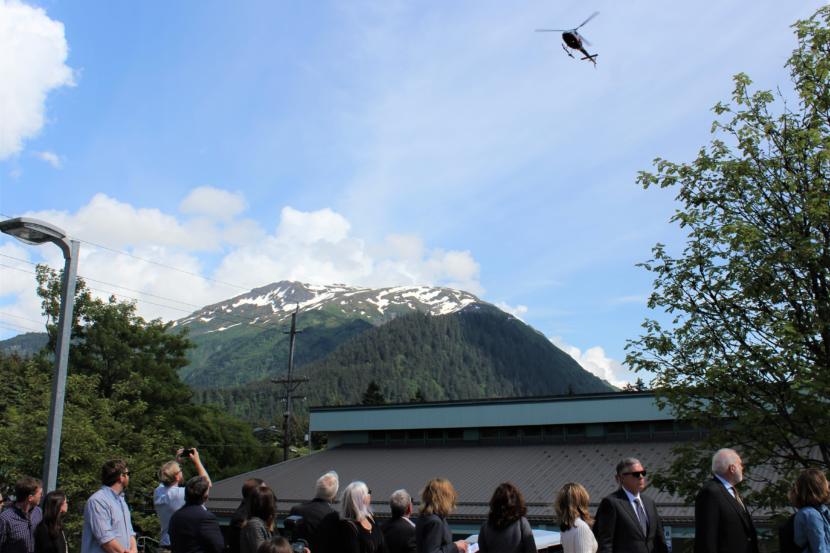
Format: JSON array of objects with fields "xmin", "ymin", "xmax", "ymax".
[
  {"xmin": 289, "ymin": 471, "xmax": 340, "ymax": 553},
  {"xmin": 415, "ymin": 478, "xmax": 468, "ymax": 553},
  {"xmin": 34, "ymin": 491, "xmax": 67, "ymax": 553},
  {"xmin": 593, "ymin": 458, "xmax": 668, "ymax": 553},
  {"xmin": 381, "ymin": 490, "xmax": 416, "ymax": 553},
  {"xmin": 694, "ymin": 449, "xmax": 758, "ymax": 553},
  {"xmin": 170, "ymin": 477, "xmax": 224, "ymax": 553}
]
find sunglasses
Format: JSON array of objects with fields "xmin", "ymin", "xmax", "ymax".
[{"xmin": 622, "ymin": 470, "xmax": 647, "ymax": 478}]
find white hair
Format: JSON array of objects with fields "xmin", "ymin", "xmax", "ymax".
[
  {"xmin": 341, "ymin": 481, "xmax": 372, "ymax": 523},
  {"xmin": 711, "ymin": 448, "xmax": 740, "ymax": 476},
  {"xmin": 315, "ymin": 471, "xmax": 339, "ymax": 501},
  {"xmin": 389, "ymin": 489, "xmax": 412, "ymax": 518}
]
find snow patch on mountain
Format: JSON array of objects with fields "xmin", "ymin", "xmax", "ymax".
[{"xmin": 176, "ymin": 281, "xmax": 485, "ymax": 333}]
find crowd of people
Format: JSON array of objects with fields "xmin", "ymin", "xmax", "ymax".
[{"xmin": 0, "ymin": 447, "xmax": 828, "ymax": 553}]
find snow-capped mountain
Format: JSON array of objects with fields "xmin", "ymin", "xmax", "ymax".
[{"xmin": 174, "ymin": 281, "xmax": 482, "ymax": 335}]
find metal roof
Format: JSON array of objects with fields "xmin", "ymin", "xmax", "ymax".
[
  {"xmin": 310, "ymin": 392, "xmax": 671, "ymax": 432},
  {"xmin": 207, "ymin": 441, "xmax": 700, "ymax": 526}
]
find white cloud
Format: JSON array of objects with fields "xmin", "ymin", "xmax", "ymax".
[
  {"xmin": 27, "ymin": 193, "xmax": 224, "ymax": 251},
  {"xmin": 275, "ymin": 207, "xmax": 351, "ymax": 244},
  {"xmin": 179, "ymin": 186, "xmax": 246, "ymax": 221},
  {"xmin": 0, "ymin": 0, "xmax": 74, "ymax": 159},
  {"xmin": 550, "ymin": 336, "xmax": 636, "ymax": 388},
  {"xmin": 495, "ymin": 301, "xmax": 528, "ymax": 320},
  {"xmin": 34, "ymin": 150, "xmax": 61, "ymax": 168},
  {"xmin": 0, "ymin": 190, "xmax": 485, "ymax": 335}
]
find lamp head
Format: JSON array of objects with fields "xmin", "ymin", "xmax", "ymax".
[{"xmin": 0, "ymin": 217, "xmax": 68, "ymax": 246}]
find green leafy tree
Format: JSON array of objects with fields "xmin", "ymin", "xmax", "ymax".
[
  {"xmin": 0, "ymin": 267, "xmax": 277, "ymax": 547},
  {"xmin": 627, "ymin": 7, "xmax": 830, "ymax": 511}
]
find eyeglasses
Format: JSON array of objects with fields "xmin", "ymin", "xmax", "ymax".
[
  {"xmin": 622, "ymin": 470, "xmax": 647, "ymax": 478},
  {"xmin": 368, "ymin": 489, "xmax": 373, "ymax": 495}
]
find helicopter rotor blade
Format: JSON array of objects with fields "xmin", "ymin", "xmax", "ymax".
[
  {"xmin": 535, "ymin": 28, "xmax": 569, "ymax": 32},
  {"xmin": 576, "ymin": 11, "xmax": 599, "ymax": 30},
  {"xmin": 579, "ymin": 33, "xmax": 592, "ymax": 47}
]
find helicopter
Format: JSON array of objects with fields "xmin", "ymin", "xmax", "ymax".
[{"xmin": 536, "ymin": 11, "xmax": 599, "ymax": 66}]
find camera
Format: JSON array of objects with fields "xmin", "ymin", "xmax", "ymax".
[
  {"xmin": 179, "ymin": 448, "xmax": 193, "ymax": 457},
  {"xmin": 282, "ymin": 515, "xmax": 307, "ymax": 553}
]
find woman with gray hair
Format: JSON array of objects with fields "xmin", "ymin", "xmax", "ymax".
[{"xmin": 335, "ymin": 481, "xmax": 388, "ymax": 553}]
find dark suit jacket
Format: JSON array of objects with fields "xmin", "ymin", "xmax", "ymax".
[
  {"xmin": 382, "ymin": 516, "xmax": 416, "ymax": 553},
  {"xmin": 593, "ymin": 488, "xmax": 668, "ymax": 553},
  {"xmin": 694, "ymin": 478, "xmax": 758, "ymax": 553},
  {"xmin": 289, "ymin": 498, "xmax": 338, "ymax": 553},
  {"xmin": 415, "ymin": 514, "xmax": 457, "ymax": 553},
  {"xmin": 169, "ymin": 504, "xmax": 224, "ymax": 553}
]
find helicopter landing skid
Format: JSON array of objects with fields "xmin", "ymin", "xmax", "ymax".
[{"xmin": 561, "ymin": 44, "xmax": 575, "ymax": 58}]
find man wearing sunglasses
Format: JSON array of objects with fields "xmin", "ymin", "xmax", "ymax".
[
  {"xmin": 82, "ymin": 460, "xmax": 137, "ymax": 553},
  {"xmin": 593, "ymin": 457, "xmax": 668, "ymax": 553}
]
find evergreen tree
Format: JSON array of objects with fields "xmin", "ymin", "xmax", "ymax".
[{"xmin": 361, "ymin": 380, "xmax": 386, "ymax": 405}]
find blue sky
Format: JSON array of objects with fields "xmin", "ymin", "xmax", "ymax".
[{"xmin": 0, "ymin": 0, "xmax": 822, "ymax": 385}]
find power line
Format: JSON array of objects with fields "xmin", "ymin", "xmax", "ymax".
[
  {"xmin": 76, "ymin": 238, "xmax": 253, "ymax": 292},
  {"xmin": 0, "ymin": 263, "xmax": 273, "ymax": 331},
  {"xmin": 0, "ymin": 216, "xmax": 258, "ymax": 293},
  {"xmin": 0, "ymin": 311, "xmax": 47, "ymax": 325},
  {"xmin": 0, "ymin": 320, "xmax": 43, "ymax": 334}
]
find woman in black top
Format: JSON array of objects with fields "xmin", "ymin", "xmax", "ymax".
[
  {"xmin": 336, "ymin": 481, "xmax": 387, "ymax": 553},
  {"xmin": 35, "ymin": 490, "xmax": 68, "ymax": 553},
  {"xmin": 415, "ymin": 478, "xmax": 468, "ymax": 553},
  {"xmin": 477, "ymin": 482, "xmax": 536, "ymax": 553}
]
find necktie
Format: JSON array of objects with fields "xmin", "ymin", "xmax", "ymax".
[
  {"xmin": 732, "ymin": 486, "xmax": 745, "ymax": 510},
  {"xmin": 634, "ymin": 498, "xmax": 648, "ymax": 536}
]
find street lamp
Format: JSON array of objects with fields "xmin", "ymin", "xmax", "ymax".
[{"xmin": 0, "ymin": 217, "xmax": 79, "ymax": 493}]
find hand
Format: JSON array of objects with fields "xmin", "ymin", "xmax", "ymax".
[
  {"xmin": 190, "ymin": 448, "xmax": 201, "ymax": 462},
  {"xmin": 454, "ymin": 540, "xmax": 468, "ymax": 552}
]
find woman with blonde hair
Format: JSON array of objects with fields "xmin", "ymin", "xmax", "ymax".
[
  {"xmin": 335, "ymin": 481, "xmax": 387, "ymax": 553},
  {"xmin": 555, "ymin": 483, "xmax": 597, "ymax": 553},
  {"xmin": 790, "ymin": 468, "xmax": 830, "ymax": 553},
  {"xmin": 415, "ymin": 478, "xmax": 468, "ymax": 553}
]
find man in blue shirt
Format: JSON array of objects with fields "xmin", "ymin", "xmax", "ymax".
[
  {"xmin": 154, "ymin": 449, "xmax": 211, "ymax": 552},
  {"xmin": 0, "ymin": 477, "xmax": 43, "ymax": 553},
  {"xmin": 82, "ymin": 460, "xmax": 137, "ymax": 553}
]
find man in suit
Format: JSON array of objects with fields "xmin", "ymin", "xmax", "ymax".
[
  {"xmin": 382, "ymin": 489, "xmax": 416, "ymax": 553},
  {"xmin": 593, "ymin": 457, "xmax": 669, "ymax": 553},
  {"xmin": 289, "ymin": 471, "xmax": 339, "ymax": 553},
  {"xmin": 694, "ymin": 448, "xmax": 759, "ymax": 553},
  {"xmin": 169, "ymin": 476, "xmax": 224, "ymax": 553}
]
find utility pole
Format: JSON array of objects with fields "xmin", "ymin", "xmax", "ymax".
[{"xmin": 272, "ymin": 306, "xmax": 308, "ymax": 462}]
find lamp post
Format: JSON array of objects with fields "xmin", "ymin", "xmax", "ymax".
[{"xmin": 0, "ymin": 217, "xmax": 79, "ymax": 493}]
